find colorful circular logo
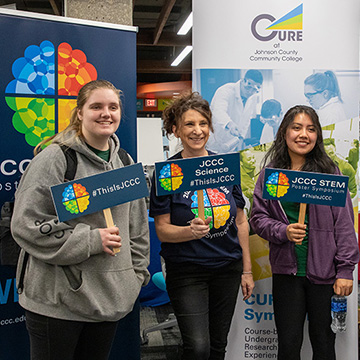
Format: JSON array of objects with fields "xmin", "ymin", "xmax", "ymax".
[
  {"xmin": 266, "ymin": 171, "xmax": 289, "ymax": 197},
  {"xmin": 5, "ymin": 40, "xmax": 97, "ymax": 146},
  {"xmin": 191, "ymin": 189, "xmax": 230, "ymax": 229},
  {"xmin": 159, "ymin": 163, "xmax": 183, "ymax": 191},
  {"xmin": 62, "ymin": 183, "xmax": 90, "ymax": 214}
]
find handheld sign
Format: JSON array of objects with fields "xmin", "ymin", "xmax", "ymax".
[
  {"xmin": 154, "ymin": 153, "xmax": 241, "ymax": 220},
  {"xmin": 262, "ymin": 168, "xmax": 349, "ymax": 245},
  {"xmin": 51, "ymin": 162, "xmax": 149, "ymax": 222}
]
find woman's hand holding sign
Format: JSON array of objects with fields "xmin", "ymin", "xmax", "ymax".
[
  {"xmin": 99, "ymin": 226, "xmax": 122, "ymax": 255},
  {"xmin": 286, "ymin": 223, "xmax": 306, "ymax": 244},
  {"xmin": 190, "ymin": 217, "xmax": 212, "ymax": 239}
]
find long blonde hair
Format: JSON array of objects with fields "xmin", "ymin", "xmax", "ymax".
[{"xmin": 34, "ymin": 80, "xmax": 122, "ymax": 155}]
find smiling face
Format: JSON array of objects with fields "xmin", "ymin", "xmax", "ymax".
[
  {"xmin": 172, "ymin": 109, "xmax": 210, "ymax": 158},
  {"xmin": 285, "ymin": 112, "xmax": 317, "ymax": 166},
  {"xmin": 78, "ymin": 88, "xmax": 121, "ymax": 150}
]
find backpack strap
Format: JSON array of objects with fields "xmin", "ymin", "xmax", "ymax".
[
  {"xmin": 118, "ymin": 147, "xmax": 131, "ymax": 166},
  {"xmin": 60, "ymin": 145, "xmax": 78, "ymax": 181},
  {"xmin": 61, "ymin": 145, "xmax": 130, "ymax": 176}
]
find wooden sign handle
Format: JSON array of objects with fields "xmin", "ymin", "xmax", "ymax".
[
  {"xmin": 103, "ymin": 208, "xmax": 120, "ymax": 254},
  {"xmin": 197, "ymin": 190, "xmax": 205, "ymax": 221},
  {"xmin": 296, "ymin": 203, "xmax": 307, "ymax": 246}
]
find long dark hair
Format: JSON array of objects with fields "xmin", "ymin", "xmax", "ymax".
[{"xmin": 262, "ymin": 105, "xmax": 336, "ymax": 174}]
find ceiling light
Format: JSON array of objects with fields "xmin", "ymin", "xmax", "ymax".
[
  {"xmin": 177, "ymin": 12, "xmax": 193, "ymax": 35},
  {"xmin": 171, "ymin": 46, "xmax": 193, "ymax": 67}
]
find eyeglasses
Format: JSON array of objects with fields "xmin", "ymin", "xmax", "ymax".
[
  {"xmin": 304, "ymin": 90, "xmax": 324, "ymax": 99},
  {"xmin": 244, "ymin": 78, "xmax": 261, "ymax": 92}
]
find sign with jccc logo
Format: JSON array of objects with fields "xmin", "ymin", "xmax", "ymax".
[
  {"xmin": 51, "ymin": 163, "xmax": 149, "ymax": 222},
  {"xmin": 262, "ymin": 168, "xmax": 349, "ymax": 207},
  {"xmin": 154, "ymin": 153, "xmax": 241, "ymax": 196}
]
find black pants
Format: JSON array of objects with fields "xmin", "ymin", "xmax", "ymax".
[
  {"xmin": 25, "ymin": 310, "xmax": 118, "ymax": 360},
  {"xmin": 165, "ymin": 260, "xmax": 242, "ymax": 360},
  {"xmin": 272, "ymin": 274, "xmax": 336, "ymax": 360}
]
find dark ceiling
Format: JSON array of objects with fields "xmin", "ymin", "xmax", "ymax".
[
  {"xmin": 0, "ymin": 0, "xmax": 192, "ymax": 84},
  {"xmin": 135, "ymin": 0, "xmax": 192, "ymax": 84}
]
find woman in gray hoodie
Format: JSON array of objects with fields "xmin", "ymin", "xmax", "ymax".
[{"xmin": 11, "ymin": 80, "xmax": 150, "ymax": 359}]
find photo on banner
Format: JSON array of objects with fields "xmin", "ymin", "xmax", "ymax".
[{"xmin": 199, "ymin": 67, "xmax": 359, "ymax": 214}]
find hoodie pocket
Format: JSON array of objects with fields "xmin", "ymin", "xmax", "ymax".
[
  {"xmin": 62, "ymin": 267, "xmax": 141, "ymax": 321},
  {"xmin": 62, "ymin": 266, "xmax": 82, "ymax": 290}
]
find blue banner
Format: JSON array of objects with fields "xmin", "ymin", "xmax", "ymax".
[
  {"xmin": 262, "ymin": 168, "xmax": 348, "ymax": 207},
  {"xmin": 0, "ymin": 10, "xmax": 137, "ymax": 357},
  {"xmin": 0, "ymin": 12, "xmax": 137, "ymax": 211},
  {"xmin": 51, "ymin": 163, "xmax": 148, "ymax": 222},
  {"xmin": 154, "ymin": 152, "xmax": 241, "ymax": 196}
]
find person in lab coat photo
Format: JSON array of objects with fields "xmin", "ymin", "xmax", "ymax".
[
  {"xmin": 304, "ymin": 70, "xmax": 347, "ymax": 127},
  {"xmin": 207, "ymin": 69, "xmax": 263, "ymax": 153}
]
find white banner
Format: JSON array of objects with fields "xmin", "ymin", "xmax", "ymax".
[
  {"xmin": 193, "ymin": 1, "xmax": 359, "ymax": 359},
  {"xmin": 193, "ymin": 0, "xmax": 359, "ymax": 70}
]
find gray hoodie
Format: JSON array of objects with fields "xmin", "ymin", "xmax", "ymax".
[{"xmin": 11, "ymin": 132, "xmax": 150, "ymax": 322}]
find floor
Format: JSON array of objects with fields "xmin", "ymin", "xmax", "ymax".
[{"xmin": 140, "ymin": 303, "xmax": 182, "ymax": 360}]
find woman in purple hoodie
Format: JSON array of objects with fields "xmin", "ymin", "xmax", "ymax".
[{"xmin": 250, "ymin": 105, "xmax": 359, "ymax": 360}]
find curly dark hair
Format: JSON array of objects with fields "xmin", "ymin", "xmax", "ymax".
[
  {"xmin": 162, "ymin": 91, "xmax": 213, "ymax": 136},
  {"xmin": 262, "ymin": 105, "xmax": 336, "ymax": 174}
]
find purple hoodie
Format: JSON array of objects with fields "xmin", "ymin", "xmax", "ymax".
[{"xmin": 250, "ymin": 168, "xmax": 359, "ymax": 284}]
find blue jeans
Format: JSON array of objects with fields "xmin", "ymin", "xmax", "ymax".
[
  {"xmin": 165, "ymin": 259, "xmax": 242, "ymax": 360},
  {"xmin": 25, "ymin": 310, "xmax": 118, "ymax": 360},
  {"xmin": 272, "ymin": 274, "xmax": 336, "ymax": 360}
]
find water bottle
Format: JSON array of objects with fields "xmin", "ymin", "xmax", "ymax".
[{"xmin": 330, "ymin": 295, "xmax": 347, "ymax": 333}]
